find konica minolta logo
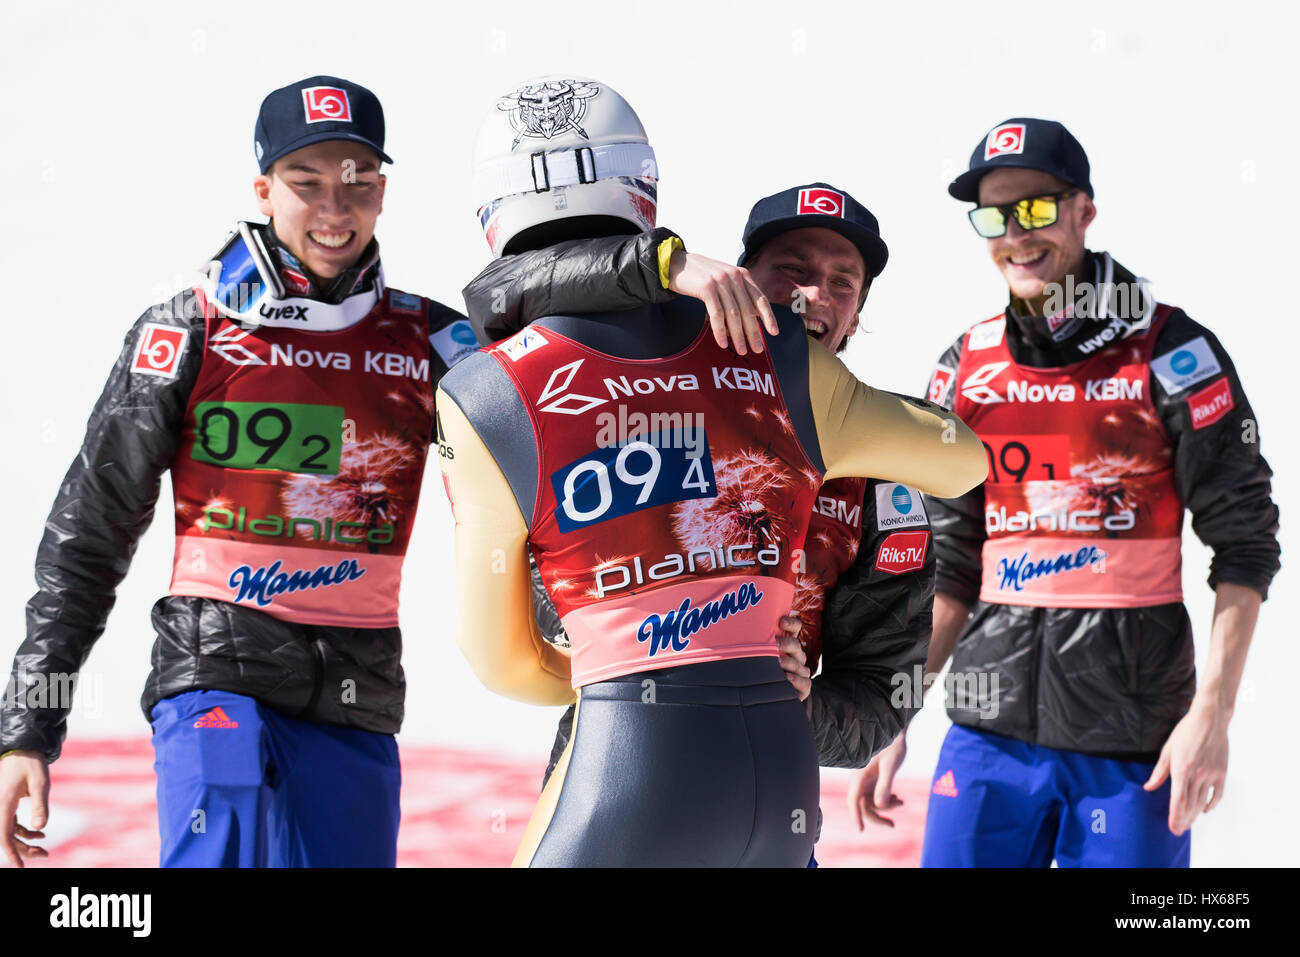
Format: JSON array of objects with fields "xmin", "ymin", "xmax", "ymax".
[
  {"xmin": 1151, "ymin": 336, "xmax": 1222, "ymax": 394},
  {"xmin": 431, "ymin": 320, "xmax": 480, "ymax": 369},
  {"xmin": 876, "ymin": 484, "xmax": 928, "ymax": 531}
]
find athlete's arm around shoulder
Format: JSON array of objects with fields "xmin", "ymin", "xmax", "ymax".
[
  {"xmin": 433, "ymin": 384, "xmax": 574, "ymax": 706},
  {"xmin": 2, "ymin": 290, "xmax": 207, "ymax": 764},
  {"xmin": 807, "ymin": 340, "xmax": 986, "ymax": 499},
  {"xmin": 462, "ymin": 228, "xmax": 681, "ymax": 345}
]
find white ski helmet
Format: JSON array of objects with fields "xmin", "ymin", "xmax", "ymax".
[{"xmin": 471, "ymin": 75, "xmax": 658, "ymax": 258}]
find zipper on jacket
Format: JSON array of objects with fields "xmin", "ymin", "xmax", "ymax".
[
  {"xmin": 301, "ymin": 635, "xmax": 327, "ymax": 718},
  {"xmin": 1135, "ymin": 608, "xmax": 1145, "ymax": 747},
  {"xmin": 1029, "ymin": 607, "xmax": 1045, "ymax": 742}
]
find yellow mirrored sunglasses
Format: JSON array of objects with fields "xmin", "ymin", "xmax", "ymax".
[{"xmin": 968, "ymin": 189, "xmax": 1079, "ymax": 238}]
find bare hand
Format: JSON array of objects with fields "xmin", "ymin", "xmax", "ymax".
[
  {"xmin": 667, "ymin": 250, "xmax": 778, "ymax": 355},
  {"xmin": 1144, "ymin": 699, "xmax": 1230, "ymax": 836},
  {"xmin": 775, "ymin": 614, "xmax": 811, "ymax": 701},
  {"xmin": 848, "ymin": 732, "xmax": 908, "ymax": 830},
  {"xmin": 1, "ymin": 751, "xmax": 50, "ymax": 868}
]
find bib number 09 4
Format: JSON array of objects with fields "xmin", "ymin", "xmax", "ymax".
[
  {"xmin": 552, "ymin": 433, "xmax": 715, "ymax": 533},
  {"xmin": 192, "ymin": 401, "xmax": 344, "ymax": 474}
]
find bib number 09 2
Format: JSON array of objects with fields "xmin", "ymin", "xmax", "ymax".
[
  {"xmin": 552, "ymin": 433, "xmax": 715, "ymax": 533},
  {"xmin": 192, "ymin": 401, "xmax": 344, "ymax": 474}
]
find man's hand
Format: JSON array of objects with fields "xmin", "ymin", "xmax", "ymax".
[
  {"xmin": 775, "ymin": 614, "xmax": 811, "ymax": 701},
  {"xmin": 848, "ymin": 732, "xmax": 908, "ymax": 830},
  {"xmin": 1, "ymin": 751, "xmax": 50, "ymax": 868},
  {"xmin": 667, "ymin": 250, "xmax": 778, "ymax": 355},
  {"xmin": 1144, "ymin": 699, "xmax": 1231, "ymax": 836}
]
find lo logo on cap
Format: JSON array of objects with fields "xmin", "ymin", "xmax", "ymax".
[
  {"xmin": 302, "ymin": 86, "xmax": 352, "ymax": 124},
  {"xmin": 798, "ymin": 187, "xmax": 845, "ymax": 218},
  {"xmin": 985, "ymin": 123, "xmax": 1025, "ymax": 160}
]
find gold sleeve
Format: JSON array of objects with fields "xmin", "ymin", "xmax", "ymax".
[
  {"xmin": 806, "ymin": 339, "xmax": 987, "ymax": 499},
  {"xmin": 435, "ymin": 388, "xmax": 576, "ymax": 706},
  {"xmin": 657, "ymin": 236, "xmax": 685, "ymax": 289}
]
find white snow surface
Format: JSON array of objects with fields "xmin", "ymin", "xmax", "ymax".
[{"xmin": 1, "ymin": 0, "xmax": 1296, "ymax": 866}]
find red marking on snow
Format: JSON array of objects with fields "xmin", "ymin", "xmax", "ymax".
[
  {"xmin": 14, "ymin": 737, "xmax": 927, "ymax": 868},
  {"xmin": 815, "ymin": 774, "xmax": 929, "ymax": 867}
]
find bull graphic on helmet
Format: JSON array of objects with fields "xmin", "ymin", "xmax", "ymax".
[
  {"xmin": 498, "ymin": 79, "xmax": 600, "ymax": 149},
  {"xmin": 474, "ymin": 75, "xmax": 656, "ymax": 258}
]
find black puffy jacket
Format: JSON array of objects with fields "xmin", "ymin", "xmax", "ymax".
[
  {"xmin": 2, "ymin": 264, "xmax": 467, "ymax": 763},
  {"xmin": 928, "ymin": 252, "xmax": 1280, "ymax": 759},
  {"xmin": 464, "ymin": 229, "xmax": 934, "ymax": 772}
]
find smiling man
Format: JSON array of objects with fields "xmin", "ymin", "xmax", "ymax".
[
  {"xmin": 265, "ymin": 143, "xmax": 383, "ymax": 264},
  {"xmin": 731, "ymin": 186, "xmax": 882, "ymax": 351},
  {"xmin": 0, "ymin": 75, "xmax": 468, "ymax": 868},
  {"xmin": 851, "ymin": 117, "xmax": 1281, "ymax": 867}
]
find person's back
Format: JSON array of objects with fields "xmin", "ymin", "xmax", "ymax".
[
  {"xmin": 484, "ymin": 304, "xmax": 821, "ymax": 676},
  {"xmin": 438, "ymin": 294, "xmax": 985, "ymax": 866},
  {"xmin": 445, "ymin": 295, "xmax": 827, "ymax": 864}
]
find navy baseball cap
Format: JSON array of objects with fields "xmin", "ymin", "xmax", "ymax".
[
  {"xmin": 948, "ymin": 118, "xmax": 1092, "ymax": 202},
  {"xmin": 254, "ymin": 75, "xmax": 394, "ymax": 174},
  {"xmin": 738, "ymin": 183, "xmax": 888, "ymax": 279}
]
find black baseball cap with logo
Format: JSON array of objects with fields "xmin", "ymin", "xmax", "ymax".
[
  {"xmin": 948, "ymin": 118, "xmax": 1092, "ymax": 202},
  {"xmin": 738, "ymin": 182, "xmax": 889, "ymax": 279},
  {"xmin": 254, "ymin": 75, "xmax": 394, "ymax": 174}
]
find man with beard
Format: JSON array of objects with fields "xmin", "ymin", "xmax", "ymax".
[
  {"xmin": 464, "ymin": 183, "xmax": 937, "ymax": 817},
  {"xmin": 852, "ymin": 118, "xmax": 1280, "ymax": 866},
  {"xmin": 0, "ymin": 76, "xmax": 469, "ymax": 867},
  {"xmin": 438, "ymin": 75, "xmax": 986, "ymax": 866}
]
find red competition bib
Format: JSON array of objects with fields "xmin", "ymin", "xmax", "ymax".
[
  {"xmin": 168, "ymin": 288, "xmax": 435, "ymax": 626},
  {"xmin": 489, "ymin": 324, "xmax": 821, "ymax": 686},
  {"xmin": 797, "ymin": 477, "xmax": 867, "ymax": 671},
  {"xmin": 949, "ymin": 307, "xmax": 1182, "ymax": 608}
]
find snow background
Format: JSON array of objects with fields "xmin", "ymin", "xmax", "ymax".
[{"xmin": 1, "ymin": 0, "xmax": 1296, "ymax": 865}]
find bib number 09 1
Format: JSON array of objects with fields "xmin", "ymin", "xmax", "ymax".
[
  {"xmin": 980, "ymin": 434, "xmax": 1071, "ymax": 484},
  {"xmin": 552, "ymin": 433, "xmax": 715, "ymax": 532},
  {"xmin": 192, "ymin": 401, "xmax": 344, "ymax": 474}
]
